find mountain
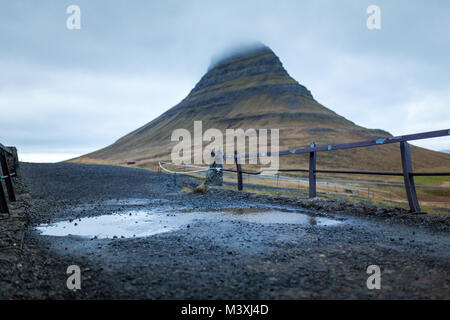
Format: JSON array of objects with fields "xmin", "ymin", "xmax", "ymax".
[
  {"xmin": 73, "ymin": 45, "xmax": 450, "ymax": 173},
  {"xmin": 441, "ymin": 150, "xmax": 450, "ymax": 154}
]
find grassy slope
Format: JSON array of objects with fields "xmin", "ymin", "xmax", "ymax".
[{"xmin": 72, "ymin": 48, "xmax": 450, "ymax": 182}]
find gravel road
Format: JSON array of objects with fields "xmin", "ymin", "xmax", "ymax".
[{"xmin": 2, "ymin": 162, "xmax": 449, "ymax": 299}]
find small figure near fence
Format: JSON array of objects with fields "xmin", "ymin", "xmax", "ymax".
[{"xmin": 205, "ymin": 149, "xmax": 223, "ymax": 187}]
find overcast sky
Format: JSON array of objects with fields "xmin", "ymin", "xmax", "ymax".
[{"xmin": 1, "ymin": 0, "xmax": 449, "ymax": 162}]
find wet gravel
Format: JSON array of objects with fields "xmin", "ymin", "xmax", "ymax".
[{"xmin": 1, "ymin": 162, "xmax": 449, "ymax": 299}]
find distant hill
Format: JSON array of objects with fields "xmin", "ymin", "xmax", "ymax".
[
  {"xmin": 441, "ymin": 150, "xmax": 450, "ymax": 154},
  {"xmin": 73, "ymin": 45, "xmax": 450, "ymax": 173}
]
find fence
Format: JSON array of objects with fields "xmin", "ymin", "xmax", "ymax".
[
  {"xmin": 224, "ymin": 129, "xmax": 450, "ymax": 214},
  {"xmin": 0, "ymin": 143, "xmax": 17, "ymax": 215}
]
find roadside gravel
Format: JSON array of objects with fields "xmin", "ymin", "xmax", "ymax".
[{"xmin": 1, "ymin": 162, "xmax": 448, "ymax": 299}]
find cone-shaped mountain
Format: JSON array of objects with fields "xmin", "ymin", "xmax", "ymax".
[{"xmin": 76, "ymin": 45, "xmax": 449, "ymax": 172}]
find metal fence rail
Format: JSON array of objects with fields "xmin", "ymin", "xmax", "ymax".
[{"xmin": 225, "ymin": 129, "xmax": 450, "ymax": 214}]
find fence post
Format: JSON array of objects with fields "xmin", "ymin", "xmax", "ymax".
[
  {"xmin": 7, "ymin": 146, "xmax": 20, "ymax": 178},
  {"xmin": 309, "ymin": 142, "xmax": 317, "ymax": 198},
  {"xmin": 400, "ymin": 141, "xmax": 421, "ymax": 213},
  {"xmin": 0, "ymin": 152, "xmax": 15, "ymax": 202},
  {"xmin": 0, "ymin": 178, "xmax": 8, "ymax": 214},
  {"xmin": 234, "ymin": 151, "xmax": 243, "ymax": 191}
]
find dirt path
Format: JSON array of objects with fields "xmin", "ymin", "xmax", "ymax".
[{"xmin": 2, "ymin": 162, "xmax": 449, "ymax": 299}]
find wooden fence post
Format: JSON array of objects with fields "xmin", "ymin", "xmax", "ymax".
[
  {"xmin": 0, "ymin": 153, "xmax": 15, "ymax": 202},
  {"xmin": 400, "ymin": 141, "xmax": 421, "ymax": 213},
  {"xmin": 234, "ymin": 151, "xmax": 243, "ymax": 191},
  {"xmin": 309, "ymin": 142, "xmax": 317, "ymax": 198},
  {"xmin": 7, "ymin": 146, "xmax": 20, "ymax": 178},
  {"xmin": 0, "ymin": 178, "xmax": 8, "ymax": 214}
]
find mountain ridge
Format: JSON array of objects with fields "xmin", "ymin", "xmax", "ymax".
[{"xmin": 73, "ymin": 45, "xmax": 450, "ymax": 173}]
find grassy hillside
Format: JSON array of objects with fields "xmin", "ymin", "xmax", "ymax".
[{"xmin": 72, "ymin": 45, "xmax": 450, "ymax": 180}]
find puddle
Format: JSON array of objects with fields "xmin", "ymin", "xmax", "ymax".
[
  {"xmin": 175, "ymin": 207, "xmax": 341, "ymax": 226},
  {"xmin": 36, "ymin": 207, "xmax": 342, "ymax": 239},
  {"xmin": 221, "ymin": 210, "xmax": 341, "ymax": 226},
  {"xmin": 35, "ymin": 210, "xmax": 200, "ymax": 239},
  {"xmin": 175, "ymin": 207, "xmax": 291, "ymax": 214}
]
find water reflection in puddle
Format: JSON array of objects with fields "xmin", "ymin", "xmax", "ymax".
[
  {"xmin": 36, "ymin": 207, "xmax": 342, "ymax": 239},
  {"xmin": 36, "ymin": 210, "xmax": 197, "ymax": 239},
  {"xmin": 224, "ymin": 210, "xmax": 340, "ymax": 226},
  {"xmin": 175, "ymin": 207, "xmax": 340, "ymax": 226}
]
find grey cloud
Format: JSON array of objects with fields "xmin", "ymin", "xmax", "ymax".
[{"xmin": 0, "ymin": 0, "xmax": 449, "ymax": 158}]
